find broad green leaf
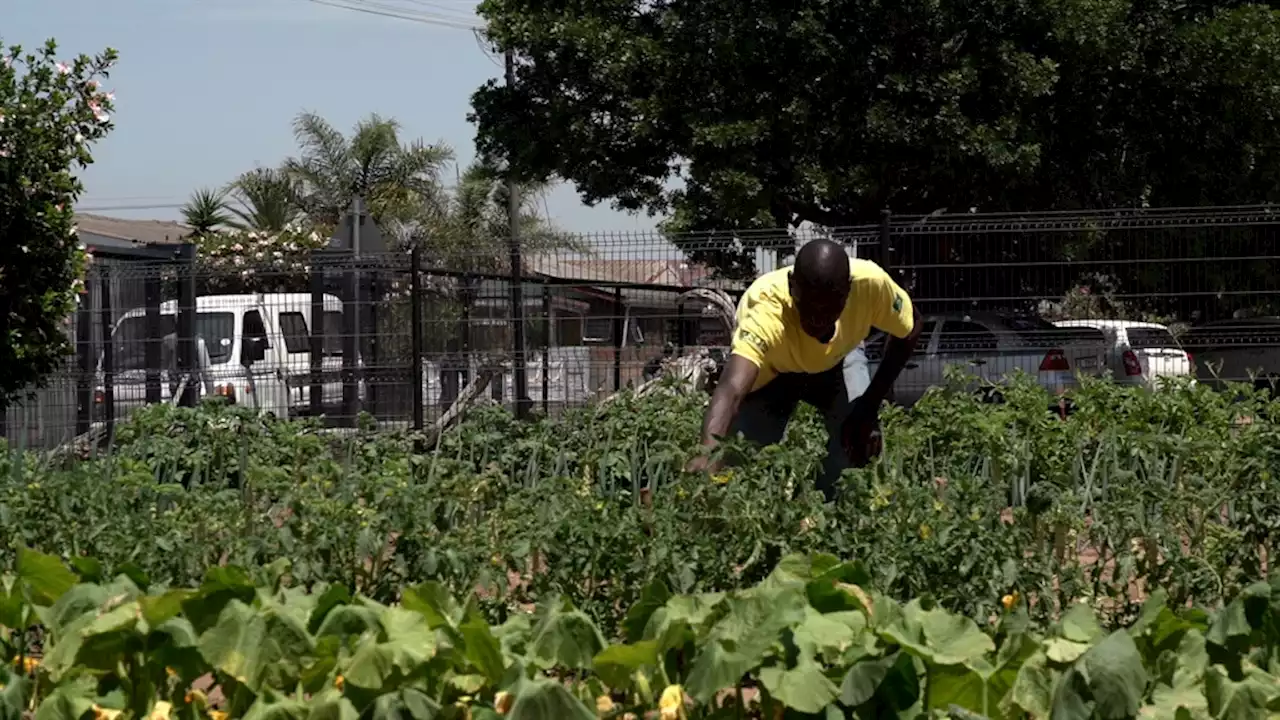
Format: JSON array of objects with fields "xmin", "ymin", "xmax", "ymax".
[
  {"xmin": 140, "ymin": 590, "xmax": 194, "ymax": 628},
  {"xmin": 343, "ymin": 607, "xmax": 437, "ymax": 690},
  {"xmin": 621, "ymin": 580, "xmax": 669, "ymax": 643},
  {"xmin": 593, "ymin": 641, "xmax": 659, "ymax": 690},
  {"xmin": 507, "ymin": 679, "xmax": 596, "ymax": 720},
  {"xmin": 240, "ymin": 695, "xmax": 310, "ymax": 720},
  {"xmin": 920, "ymin": 608, "xmax": 995, "ymax": 665},
  {"xmin": 1005, "ymin": 651, "xmax": 1053, "ymax": 719},
  {"xmin": 16, "ymin": 547, "xmax": 76, "ymax": 606},
  {"xmin": 1044, "ymin": 638, "xmax": 1092, "ymax": 664},
  {"xmin": 0, "ymin": 669, "xmax": 30, "ymax": 720},
  {"xmin": 1049, "ymin": 667, "xmax": 1093, "ymax": 720},
  {"xmin": 1204, "ymin": 664, "xmax": 1280, "ymax": 719},
  {"xmin": 759, "ymin": 658, "xmax": 840, "ymax": 713},
  {"xmin": 1060, "ymin": 603, "xmax": 1104, "ymax": 644},
  {"xmin": 925, "ymin": 664, "xmax": 987, "ymax": 716},
  {"xmin": 32, "ymin": 681, "xmax": 95, "ymax": 720},
  {"xmin": 401, "ymin": 581, "xmax": 462, "ymax": 630},
  {"xmin": 302, "ymin": 692, "xmax": 360, "ymax": 720},
  {"xmin": 528, "ymin": 602, "xmax": 605, "ymax": 671},
  {"xmin": 198, "ymin": 599, "xmax": 315, "ymax": 692},
  {"xmin": 461, "ymin": 609, "xmax": 506, "ymax": 683},
  {"xmin": 1081, "ymin": 630, "xmax": 1149, "ymax": 720},
  {"xmin": 841, "ymin": 655, "xmax": 895, "ymax": 707},
  {"xmin": 67, "ymin": 557, "xmax": 102, "ymax": 583},
  {"xmin": 314, "ymin": 605, "xmax": 381, "ymax": 638},
  {"xmin": 308, "ymin": 584, "xmax": 352, "ymax": 634},
  {"xmin": 0, "ymin": 577, "xmax": 24, "ymax": 629},
  {"xmin": 793, "ymin": 608, "xmax": 864, "ymax": 662}
]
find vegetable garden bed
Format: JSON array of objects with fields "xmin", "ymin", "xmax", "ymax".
[{"xmin": 3, "ymin": 373, "xmax": 1280, "ymax": 717}]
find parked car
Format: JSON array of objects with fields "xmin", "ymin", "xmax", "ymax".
[
  {"xmin": 96, "ymin": 292, "xmax": 362, "ymax": 419},
  {"xmin": 867, "ymin": 312, "xmax": 1107, "ymax": 406},
  {"xmin": 1052, "ymin": 320, "xmax": 1194, "ymax": 389},
  {"xmin": 1181, "ymin": 316, "xmax": 1280, "ymax": 392}
]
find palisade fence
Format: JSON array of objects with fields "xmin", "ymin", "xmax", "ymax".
[{"xmin": 5, "ymin": 204, "xmax": 1280, "ymax": 448}]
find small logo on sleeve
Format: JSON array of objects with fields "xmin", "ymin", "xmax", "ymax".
[
  {"xmin": 892, "ymin": 294, "xmax": 904, "ymax": 313},
  {"xmin": 737, "ymin": 328, "xmax": 769, "ymax": 355}
]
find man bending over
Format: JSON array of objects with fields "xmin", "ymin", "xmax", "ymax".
[{"xmin": 686, "ymin": 239, "xmax": 922, "ymax": 501}]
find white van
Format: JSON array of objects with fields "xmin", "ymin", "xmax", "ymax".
[{"xmin": 98, "ymin": 292, "xmax": 361, "ymax": 419}]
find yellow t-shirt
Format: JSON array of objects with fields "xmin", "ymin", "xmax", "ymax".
[{"xmin": 731, "ymin": 259, "xmax": 915, "ymax": 392}]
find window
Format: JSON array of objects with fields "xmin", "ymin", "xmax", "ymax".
[
  {"xmin": 1127, "ymin": 327, "xmax": 1179, "ymax": 349},
  {"xmin": 278, "ymin": 312, "xmax": 311, "ymax": 354},
  {"xmin": 583, "ymin": 316, "xmax": 613, "ymax": 343},
  {"xmin": 243, "ymin": 310, "xmax": 269, "ymax": 345},
  {"xmin": 112, "ymin": 312, "xmax": 236, "ymax": 369},
  {"xmin": 937, "ymin": 321, "xmax": 998, "ymax": 354}
]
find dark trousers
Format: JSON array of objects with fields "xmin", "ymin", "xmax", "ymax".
[{"xmin": 727, "ymin": 348, "xmax": 871, "ymax": 501}]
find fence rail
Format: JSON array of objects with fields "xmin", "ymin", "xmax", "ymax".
[{"xmin": 7, "ymin": 204, "xmax": 1280, "ymax": 448}]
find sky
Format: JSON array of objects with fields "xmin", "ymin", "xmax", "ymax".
[{"xmin": 6, "ymin": 0, "xmax": 661, "ymax": 239}]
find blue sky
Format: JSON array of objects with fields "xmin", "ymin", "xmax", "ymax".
[{"xmin": 7, "ymin": 0, "xmax": 659, "ymax": 236}]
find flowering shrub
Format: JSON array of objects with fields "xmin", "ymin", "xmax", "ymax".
[
  {"xmin": 0, "ymin": 39, "xmax": 116, "ymax": 408},
  {"xmin": 194, "ymin": 222, "xmax": 329, "ymax": 294}
]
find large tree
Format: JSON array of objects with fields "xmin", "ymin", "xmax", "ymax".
[
  {"xmin": 0, "ymin": 39, "xmax": 116, "ymax": 409},
  {"xmin": 470, "ymin": 0, "xmax": 1280, "ymax": 293}
]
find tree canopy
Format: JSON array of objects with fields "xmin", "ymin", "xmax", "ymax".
[
  {"xmin": 471, "ymin": 0, "xmax": 1280, "ymax": 271},
  {"xmin": 0, "ymin": 39, "xmax": 116, "ymax": 409}
]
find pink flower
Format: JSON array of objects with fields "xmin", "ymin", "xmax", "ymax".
[
  {"xmin": 56, "ymin": 62, "xmax": 71, "ymax": 74},
  {"xmin": 86, "ymin": 79, "xmax": 99, "ymax": 90}
]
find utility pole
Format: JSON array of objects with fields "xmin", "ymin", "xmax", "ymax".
[{"xmin": 505, "ymin": 48, "xmax": 531, "ymax": 419}]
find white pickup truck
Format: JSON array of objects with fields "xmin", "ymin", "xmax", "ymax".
[{"xmin": 866, "ymin": 312, "xmax": 1108, "ymax": 406}]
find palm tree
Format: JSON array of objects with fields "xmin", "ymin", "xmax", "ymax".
[
  {"xmin": 180, "ymin": 187, "xmax": 234, "ymax": 236},
  {"xmin": 225, "ymin": 168, "xmax": 301, "ymax": 232},
  {"xmin": 282, "ymin": 111, "xmax": 454, "ymax": 229},
  {"xmin": 429, "ymin": 158, "xmax": 584, "ymax": 272}
]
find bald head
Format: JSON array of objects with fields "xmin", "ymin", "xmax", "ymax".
[
  {"xmin": 794, "ymin": 239, "xmax": 852, "ymax": 291},
  {"xmin": 789, "ymin": 239, "xmax": 851, "ymax": 342}
]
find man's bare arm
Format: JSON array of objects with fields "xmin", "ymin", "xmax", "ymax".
[
  {"xmin": 863, "ymin": 305, "xmax": 924, "ymax": 406},
  {"xmin": 699, "ymin": 355, "xmax": 760, "ymax": 447}
]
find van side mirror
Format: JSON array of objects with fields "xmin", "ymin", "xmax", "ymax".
[{"xmin": 241, "ymin": 336, "xmax": 267, "ymax": 366}]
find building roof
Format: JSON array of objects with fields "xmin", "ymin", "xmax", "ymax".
[
  {"xmin": 76, "ymin": 213, "xmax": 192, "ymax": 246},
  {"xmin": 524, "ymin": 257, "xmax": 713, "ymax": 287}
]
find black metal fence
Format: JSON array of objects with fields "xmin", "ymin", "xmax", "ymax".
[{"xmin": 5, "ymin": 204, "xmax": 1280, "ymax": 448}]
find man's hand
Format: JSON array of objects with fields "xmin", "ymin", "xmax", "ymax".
[
  {"xmin": 684, "ymin": 453, "xmax": 724, "ymax": 475},
  {"xmin": 841, "ymin": 396, "xmax": 883, "ymax": 467}
]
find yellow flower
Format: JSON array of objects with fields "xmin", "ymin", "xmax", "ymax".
[
  {"xmin": 494, "ymin": 691, "xmax": 514, "ymax": 715},
  {"xmin": 334, "ymin": 674, "xmax": 345, "ymax": 691},
  {"xmin": 1001, "ymin": 592, "xmax": 1020, "ymax": 611},
  {"xmin": 711, "ymin": 470, "xmax": 733, "ymax": 485},
  {"xmin": 918, "ymin": 523, "xmax": 932, "ymax": 540},
  {"xmin": 92, "ymin": 706, "xmax": 123, "ymax": 720},
  {"xmin": 596, "ymin": 695, "xmax": 615, "ymax": 715},
  {"xmin": 17, "ymin": 656, "xmax": 39, "ymax": 673},
  {"xmin": 147, "ymin": 701, "xmax": 172, "ymax": 720},
  {"xmin": 208, "ymin": 712, "xmax": 229, "ymax": 720},
  {"xmin": 658, "ymin": 685, "xmax": 686, "ymax": 720}
]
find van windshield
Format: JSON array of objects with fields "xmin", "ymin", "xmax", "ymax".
[{"xmin": 112, "ymin": 312, "xmax": 237, "ymax": 369}]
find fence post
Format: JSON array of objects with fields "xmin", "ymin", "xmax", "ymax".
[
  {"xmin": 97, "ymin": 263, "xmax": 113, "ymax": 430},
  {"xmin": 541, "ymin": 282, "xmax": 550, "ymax": 415},
  {"xmin": 75, "ymin": 285, "xmax": 93, "ymax": 435},
  {"xmin": 309, "ymin": 252, "xmax": 325, "ymax": 417},
  {"xmin": 98, "ymin": 265, "xmax": 115, "ymax": 435},
  {"xmin": 676, "ymin": 299, "xmax": 686, "ymax": 353},
  {"xmin": 176, "ymin": 243, "xmax": 198, "ymax": 408},
  {"xmin": 144, "ymin": 269, "xmax": 162, "ymax": 405},
  {"xmin": 879, "ymin": 208, "xmax": 893, "ymax": 275},
  {"xmin": 340, "ymin": 252, "xmax": 359, "ymax": 425},
  {"xmin": 410, "ymin": 245, "xmax": 424, "ymax": 433},
  {"xmin": 511, "ymin": 254, "xmax": 530, "ymax": 422},
  {"xmin": 613, "ymin": 287, "xmax": 623, "ymax": 391}
]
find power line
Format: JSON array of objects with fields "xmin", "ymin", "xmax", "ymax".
[{"xmin": 307, "ymin": 0, "xmax": 482, "ymax": 29}]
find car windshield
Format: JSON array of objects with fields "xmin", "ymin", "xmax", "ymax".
[{"xmin": 111, "ymin": 312, "xmax": 236, "ymax": 369}]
